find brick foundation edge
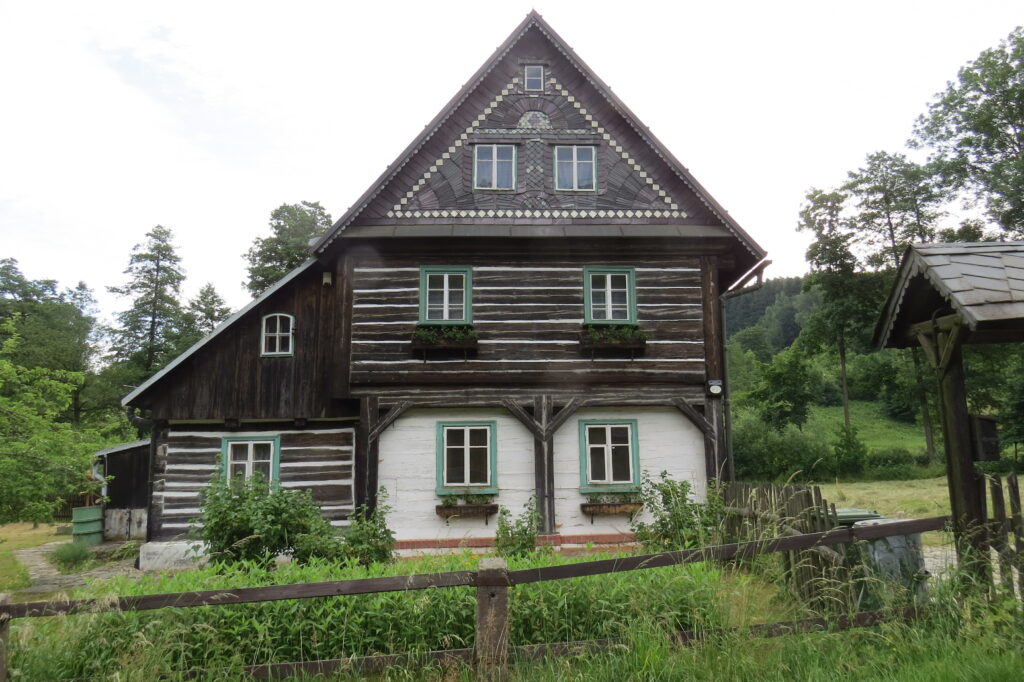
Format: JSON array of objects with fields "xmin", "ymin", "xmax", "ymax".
[{"xmin": 394, "ymin": 532, "xmax": 636, "ymax": 551}]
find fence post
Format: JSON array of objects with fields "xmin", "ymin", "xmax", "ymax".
[
  {"xmin": 1, "ymin": 592, "xmax": 9, "ymax": 682},
  {"xmin": 475, "ymin": 557, "xmax": 509, "ymax": 677}
]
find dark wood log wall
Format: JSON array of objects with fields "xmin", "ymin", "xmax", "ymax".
[
  {"xmin": 142, "ymin": 265, "xmax": 349, "ymax": 421},
  {"xmin": 149, "ymin": 423, "xmax": 356, "ymax": 539},
  {"xmin": 348, "ymin": 244, "xmax": 709, "ymax": 391}
]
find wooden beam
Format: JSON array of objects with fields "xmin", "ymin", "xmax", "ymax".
[
  {"xmin": 546, "ymin": 397, "xmax": 586, "ymax": 436},
  {"xmin": 671, "ymin": 397, "xmax": 713, "ymax": 435},
  {"xmin": 368, "ymin": 401, "xmax": 413, "ymax": 442},
  {"xmin": 500, "ymin": 399, "xmax": 544, "ymax": 440}
]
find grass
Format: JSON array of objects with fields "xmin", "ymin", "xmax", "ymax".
[
  {"xmin": 0, "ymin": 523, "xmax": 66, "ymax": 592},
  {"xmin": 807, "ymin": 401, "xmax": 930, "ymax": 455},
  {"xmin": 817, "ymin": 477, "xmax": 951, "ymax": 519}
]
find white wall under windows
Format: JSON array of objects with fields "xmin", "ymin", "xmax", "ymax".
[
  {"xmin": 377, "ymin": 408, "xmax": 534, "ymax": 541},
  {"xmin": 553, "ymin": 407, "xmax": 706, "ymax": 536}
]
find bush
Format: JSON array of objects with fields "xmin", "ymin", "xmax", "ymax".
[
  {"xmin": 495, "ymin": 497, "xmax": 540, "ymax": 558},
  {"xmin": 196, "ymin": 474, "xmax": 337, "ymax": 565},
  {"xmin": 51, "ymin": 541, "xmax": 91, "ymax": 569},
  {"xmin": 833, "ymin": 424, "xmax": 867, "ymax": 477},
  {"xmin": 340, "ymin": 490, "xmax": 396, "ymax": 567},
  {"xmin": 631, "ymin": 472, "xmax": 723, "ymax": 551},
  {"xmin": 732, "ymin": 417, "xmax": 833, "ymax": 481}
]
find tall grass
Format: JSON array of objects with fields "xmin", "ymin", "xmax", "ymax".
[{"xmin": 9, "ymin": 553, "xmax": 725, "ymax": 679}]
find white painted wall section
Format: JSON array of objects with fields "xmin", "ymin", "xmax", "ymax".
[
  {"xmin": 377, "ymin": 408, "xmax": 534, "ymax": 542},
  {"xmin": 553, "ymin": 407, "xmax": 706, "ymax": 536}
]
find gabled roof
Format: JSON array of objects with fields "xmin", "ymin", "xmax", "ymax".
[
  {"xmin": 312, "ymin": 11, "xmax": 765, "ymax": 263},
  {"xmin": 121, "ymin": 259, "xmax": 316, "ymax": 407},
  {"xmin": 875, "ymin": 241, "xmax": 1024, "ymax": 349}
]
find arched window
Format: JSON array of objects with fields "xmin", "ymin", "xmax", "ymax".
[{"xmin": 261, "ymin": 314, "xmax": 294, "ymax": 356}]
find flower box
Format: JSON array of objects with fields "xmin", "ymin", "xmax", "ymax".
[
  {"xmin": 580, "ymin": 502, "xmax": 643, "ymax": 518},
  {"xmin": 435, "ymin": 503, "xmax": 499, "ymax": 521}
]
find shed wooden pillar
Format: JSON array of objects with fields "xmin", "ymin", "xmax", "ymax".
[{"xmin": 915, "ymin": 318, "xmax": 988, "ymax": 572}]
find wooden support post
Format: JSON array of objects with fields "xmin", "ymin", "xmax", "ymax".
[
  {"xmin": 475, "ymin": 557, "xmax": 509, "ymax": 677},
  {"xmin": 0, "ymin": 592, "xmax": 9, "ymax": 682},
  {"xmin": 936, "ymin": 340, "xmax": 988, "ymax": 576}
]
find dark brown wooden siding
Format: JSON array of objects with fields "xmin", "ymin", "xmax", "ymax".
[
  {"xmin": 347, "ymin": 240, "xmax": 712, "ymax": 391},
  {"xmin": 143, "ymin": 265, "xmax": 348, "ymax": 421},
  {"xmin": 150, "ymin": 423, "xmax": 356, "ymax": 540}
]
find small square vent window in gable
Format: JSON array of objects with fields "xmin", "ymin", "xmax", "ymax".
[
  {"xmin": 474, "ymin": 144, "xmax": 516, "ymax": 190},
  {"xmin": 524, "ymin": 65, "xmax": 545, "ymax": 91},
  {"xmin": 555, "ymin": 145, "xmax": 596, "ymax": 191},
  {"xmin": 261, "ymin": 314, "xmax": 294, "ymax": 356}
]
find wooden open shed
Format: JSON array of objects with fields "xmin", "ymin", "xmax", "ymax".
[{"xmin": 875, "ymin": 241, "xmax": 1024, "ymax": 562}]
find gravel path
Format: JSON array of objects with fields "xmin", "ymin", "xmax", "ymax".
[{"xmin": 13, "ymin": 541, "xmax": 139, "ymax": 594}]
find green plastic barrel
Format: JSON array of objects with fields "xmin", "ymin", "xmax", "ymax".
[{"xmin": 71, "ymin": 505, "xmax": 103, "ymax": 546}]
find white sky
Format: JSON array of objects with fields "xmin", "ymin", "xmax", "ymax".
[{"xmin": 1, "ymin": 1, "xmax": 1020, "ymax": 323}]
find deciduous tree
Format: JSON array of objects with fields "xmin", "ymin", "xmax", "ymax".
[
  {"xmin": 913, "ymin": 27, "xmax": 1024, "ymax": 234},
  {"xmin": 244, "ymin": 201, "xmax": 332, "ymax": 296}
]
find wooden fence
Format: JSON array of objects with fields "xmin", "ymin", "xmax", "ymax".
[
  {"xmin": 0, "ymin": 516, "xmax": 947, "ymax": 680},
  {"xmin": 723, "ymin": 482, "xmax": 847, "ymax": 607},
  {"xmin": 982, "ymin": 473, "xmax": 1023, "ymax": 598}
]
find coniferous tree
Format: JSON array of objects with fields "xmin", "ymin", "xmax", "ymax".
[
  {"xmin": 107, "ymin": 225, "xmax": 185, "ymax": 378},
  {"xmin": 244, "ymin": 201, "xmax": 332, "ymax": 296},
  {"xmin": 174, "ymin": 283, "xmax": 232, "ymax": 352}
]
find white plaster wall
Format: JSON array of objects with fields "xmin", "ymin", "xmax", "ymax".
[
  {"xmin": 553, "ymin": 407, "xmax": 706, "ymax": 536},
  {"xmin": 377, "ymin": 408, "xmax": 535, "ymax": 541}
]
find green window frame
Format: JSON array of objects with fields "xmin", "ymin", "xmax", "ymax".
[
  {"xmin": 583, "ymin": 266, "xmax": 637, "ymax": 324},
  {"xmin": 221, "ymin": 436, "xmax": 281, "ymax": 484},
  {"xmin": 261, "ymin": 313, "xmax": 295, "ymax": 357},
  {"xmin": 578, "ymin": 420, "xmax": 640, "ymax": 493},
  {"xmin": 419, "ymin": 266, "xmax": 473, "ymax": 325},
  {"xmin": 435, "ymin": 421, "xmax": 498, "ymax": 496}
]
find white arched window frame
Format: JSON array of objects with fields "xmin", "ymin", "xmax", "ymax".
[{"xmin": 261, "ymin": 314, "xmax": 295, "ymax": 357}]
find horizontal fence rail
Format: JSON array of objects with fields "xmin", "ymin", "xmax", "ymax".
[{"xmin": 0, "ymin": 516, "xmax": 948, "ymax": 621}]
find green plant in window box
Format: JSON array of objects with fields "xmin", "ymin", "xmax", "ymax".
[
  {"xmin": 411, "ymin": 325, "xmax": 479, "ymax": 345},
  {"xmin": 435, "ymin": 492, "xmax": 499, "ymax": 520},
  {"xmin": 581, "ymin": 491, "xmax": 643, "ymax": 517},
  {"xmin": 581, "ymin": 324, "xmax": 650, "ymax": 346}
]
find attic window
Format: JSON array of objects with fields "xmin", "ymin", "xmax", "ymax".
[
  {"xmin": 261, "ymin": 314, "xmax": 294, "ymax": 356},
  {"xmin": 474, "ymin": 145, "xmax": 516, "ymax": 190},
  {"xmin": 524, "ymin": 65, "xmax": 545, "ymax": 91}
]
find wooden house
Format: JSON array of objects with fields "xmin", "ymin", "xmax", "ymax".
[{"xmin": 123, "ymin": 12, "xmax": 767, "ymax": 551}]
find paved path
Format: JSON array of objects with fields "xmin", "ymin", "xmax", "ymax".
[{"xmin": 14, "ymin": 541, "xmax": 139, "ymax": 594}]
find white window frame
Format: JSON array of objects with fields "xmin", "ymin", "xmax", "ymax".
[
  {"xmin": 581, "ymin": 421, "xmax": 638, "ymax": 488},
  {"xmin": 473, "ymin": 144, "xmax": 517, "ymax": 190},
  {"xmin": 223, "ymin": 438, "xmax": 279, "ymax": 483},
  {"xmin": 261, "ymin": 314, "xmax": 294, "ymax": 356},
  {"xmin": 524, "ymin": 65, "xmax": 545, "ymax": 91},
  {"xmin": 554, "ymin": 145, "xmax": 596, "ymax": 191}
]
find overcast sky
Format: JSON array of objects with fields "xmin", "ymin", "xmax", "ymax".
[{"xmin": 1, "ymin": 1, "xmax": 1020, "ymax": 322}]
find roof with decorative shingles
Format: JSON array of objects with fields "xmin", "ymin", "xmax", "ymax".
[{"xmin": 874, "ymin": 241, "xmax": 1024, "ymax": 349}]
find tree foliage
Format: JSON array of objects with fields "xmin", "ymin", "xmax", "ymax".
[
  {"xmin": 843, "ymin": 151, "xmax": 942, "ymax": 268},
  {"xmin": 244, "ymin": 201, "xmax": 332, "ymax": 296},
  {"xmin": 913, "ymin": 27, "xmax": 1024, "ymax": 234},
  {"xmin": 107, "ymin": 225, "xmax": 186, "ymax": 376},
  {"xmin": 745, "ymin": 348, "xmax": 815, "ymax": 432},
  {"xmin": 0, "ymin": 318, "xmax": 101, "ymax": 523}
]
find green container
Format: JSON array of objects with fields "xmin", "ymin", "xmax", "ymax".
[
  {"xmin": 833, "ymin": 507, "xmax": 882, "ymax": 527},
  {"xmin": 71, "ymin": 505, "xmax": 103, "ymax": 546}
]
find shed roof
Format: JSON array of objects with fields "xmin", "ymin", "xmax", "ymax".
[{"xmin": 875, "ymin": 241, "xmax": 1024, "ymax": 349}]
